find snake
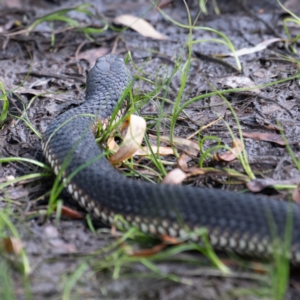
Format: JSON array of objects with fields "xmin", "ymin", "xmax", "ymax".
[{"xmin": 42, "ymin": 54, "xmax": 300, "ymax": 264}]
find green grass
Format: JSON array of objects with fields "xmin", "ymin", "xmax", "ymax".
[
  {"xmin": 198, "ymin": 0, "xmax": 220, "ymax": 15},
  {"xmin": 279, "ymin": 0, "xmax": 300, "ymax": 53},
  {"xmin": 0, "ymin": 206, "xmax": 33, "ymax": 300},
  {"xmin": 0, "ymin": 260, "xmax": 15, "ymax": 300},
  {"xmin": 0, "ymin": 81, "xmax": 9, "ymax": 126},
  {"xmin": 0, "ymin": 209, "xmax": 31, "ymax": 275},
  {"xmin": 22, "ymin": 4, "xmax": 108, "ymax": 46},
  {"xmin": 156, "ymin": 2, "xmax": 241, "ymax": 71}
]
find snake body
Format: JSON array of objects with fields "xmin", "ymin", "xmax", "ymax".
[{"xmin": 42, "ymin": 55, "xmax": 300, "ymax": 263}]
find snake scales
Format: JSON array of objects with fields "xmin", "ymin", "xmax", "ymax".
[{"xmin": 42, "ymin": 54, "xmax": 300, "ymax": 263}]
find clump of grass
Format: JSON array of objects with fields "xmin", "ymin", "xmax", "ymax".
[
  {"xmin": 156, "ymin": 2, "xmax": 241, "ymax": 71},
  {"xmin": 230, "ymin": 216, "xmax": 292, "ymax": 300},
  {"xmin": 0, "ymin": 206, "xmax": 34, "ymax": 299},
  {"xmin": 278, "ymin": 0, "xmax": 300, "ymax": 53},
  {"xmin": 203, "ymin": 90, "xmax": 255, "ymax": 180},
  {"xmin": 199, "ymin": 0, "xmax": 220, "ymax": 15},
  {"xmin": 277, "ymin": 121, "xmax": 300, "ymax": 172},
  {"xmin": 0, "ymin": 260, "xmax": 15, "ymax": 300},
  {"xmin": 0, "ymin": 81, "xmax": 9, "ymax": 126},
  {"xmin": 62, "ymin": 262, "xmax": 88, "ymax": 300},
  {"xmin": 26, "ymin": 4, "xmax": 108, "ymax": 45},
  {"xmin": 91, "ymin": 224, "xmax": 229, "ymax": 280},
  {"xmin": 0, "ymin": 208, "xmax": 33, "ymax": 300},
  {"xmin": 0, "ymin": 209, "xmax": 31, "ymax": 275}
]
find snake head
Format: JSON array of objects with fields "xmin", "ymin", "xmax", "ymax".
[
  {"xmin": 94, "ymin": 55, "xmax": 126, "ymax": 73},
  {"xmin": 85, "ymin": 54, "xmax": 132, "ymax": 118},
  {"xmin": 86, "ymin": 54, "xmax": 132, "ymax": 97}
]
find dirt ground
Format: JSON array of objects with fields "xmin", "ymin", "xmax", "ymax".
[{"xmin": 1, "ymin": 0, "xmax": 300, "ymax": 299}]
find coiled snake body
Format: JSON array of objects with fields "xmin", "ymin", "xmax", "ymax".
[{"xmin": 42, "ymin": 55, "xmax": 300, "ymax": 263}]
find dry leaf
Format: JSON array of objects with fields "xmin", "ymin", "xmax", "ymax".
[
  {"xmin": 178, "ymin": 153, "xmax": 192, "ymax": 171},
  {"xmin": 242, "ymin": 132, "xmax": 285, "ymax": 146},
  {"xmin": 178, "ymin": 153, "xmax": 215, "ymax": 177},
  {"xmin": 162, "ymin": 168, "xmax": 187, "ymax": 185},
  {"xmin": 135, "ymin": 169, "xmax": 159, "ymax": 177},
  {"xmin": 4, "ymin": 0, "xmax": 22, "ymax": 8},
  {"xmin": 222, "ymin": 38, "xmax": 281, "ymax": 57},
  {"xmin": 218, "ymin": 76, "xmax": 260, "ymax": 94},
  {"xmin": 247, "ymin": 177, "xmax": 300, "ymax": 192},
  {"xmin": 158, "ymin": 0, "xmax": 173, "ymax": 9},
  {"xmin": 246, "ymin": 179, "xmax": 273, "ymax": 192},
  {"xmin": 45, "ymin": 102, "xmax": 59, "ymax": 114},
  {"xmin": 284, "ymin": 0, "xmax": 300, "ymax": 15},
  {"xmin": 215, "ymin": 139, "xmax": 244, "ymax": 162},
  {"xmin": 44, "ymin": 225, "xmax": 77, "ymax": 253},
  {"xmin": 6, "ymin": 175, "xmax": 15, "ymax": 181},
  {"xmin": 134, "ymin": 145, "xmax": 174, "ymax": 156},
  {"xmin": 129, "ymin": 243, "xmax": 167, "ymax": 257},
  {"xmin": 114, "ymin": 14, "xmax": 167, "ymax": 40},
  {"xmin": 60, "ymin": 206, "xmax": 83, "ymax": 219},
  {"xmin": 150, "ymin": 135, "xmax": 200, "ymax": 157},
  {"xmin": 107, "ymin": 136, "xmax": 119, "ymax": 152},
  {"xmin": 1, "ymin": 237, "xmax": 23, "ymax": 255},
  {"xmin": 48, "ymin": 239, "xmax": 77, "ymax": 253},
  {"xmin": 109, "ymin": 115, "xmax": 146, "ymax": 164},
  {"xmin": 76, "ymin": 48, "xmax": 109, "ymax": 66},
  {"xmin": 293, "ymin": 182, "xmax": 300, "ymax": 204},
  {"xmin": 186, "ymin": 167, "xmax": 210, "ymax": 177}
]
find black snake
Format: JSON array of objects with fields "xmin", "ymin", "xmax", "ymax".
[{"xmin": 42, "ymin": 54, "xmax": 300, "ymax": 263}]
